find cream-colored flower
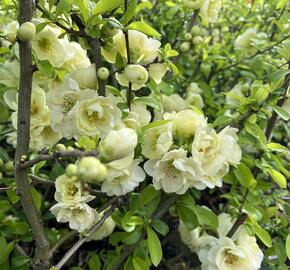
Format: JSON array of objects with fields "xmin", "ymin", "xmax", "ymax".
[
  {"xmin": 32, "ymin": 26, "xmax": 70, "ymax": 67},
  {"xmin": 61, "ymin": 41, "xmax": 91, "ymax": 70},
  {"xmin": 198, "ymin": 234, "xmax": 263, "ymax": 270},
  {"xmin": 0, "ymin": 61, "xmax": 19, "ymax": 88},
  {"xmin": 77, "ymin": 157, "xmax": 107, "ymax": 183},
  {"xmin": 75, "ymin": 95, "xmax": 122, "ymax": 137},
  {"xmin": 123, "ymin": 101, "xmax": 151, "ymax": 130},
  {"xmin": 200, "ymin": 0, "xmax": 222, "ymax": 23},
  {"xmin": 116, "ymin": 64, "xmax": 149, "ymax": 90},
  {"xmin": 100, "ymin": 127, "xmax": 138, "ymax": 161},
  {"xmin": 1, "ymin": 20, "xmax": 18, "ymax": 46},
  {"xmin": 186, "ymin": 82, "xmax": 202, "ymax": 95},
  {"xmin": 5, "ymin": 85, "xmax": 50, "ymax": 129},
  {"xmin": 148, "ymin": 63, "xmax": 168, "ymax": 84},
  {"xmin": 111, "ymin": 30, "xmax": 161, "ymax": 64},
  {"xmin": 47, "ymin": 77, "xmax": 97, "ymax": 138},
  {"xmin": 50, "ymin": 202, "xmax": 97, "ymax": 233},
  {"xmin": 192, "ymin": 125, "xmax": 242, "ymax": 188},
  {"xmin": 226, "ymin": 84, "xmax": 246, "ymax": 106},
  {"xmin": 144, "ymin": 148, "xmax": 203, "ymax": 194},
  {"xmin": 30, "ymin": 125, "xmax": 61, "ymax": 150},
  {"xmin": 282, "ymin": 98, "xmax": 290, "ymax": 114},
  {"xmin": 186, "ymin": 93, "xmax": 204, "ymax": 108},
  {"xmin": 164, "ymin": 109, "xmax": 207, "ymax": 140},
  {"xmin": 141, "ymin": 122, "xmax": 173, "ymax": 159},
  {"xmin": 54, "ymin": 173, "xmax": 94, "ymax": 203},
  {"xmin": 162, "ymin": 94, "xmax": 187, "ymax": 113},
  {"xmin": 101, "ymin": 153, "xmax": 146, "ymax": 196},
  {"xmin": 69, "ymin": 64, "xmax": 97, "ymax": 90},
  {"xmin": 90, "ymin": 211, "xmax": 116, "ymax": 241},
  {"xmin": 234, "ymin": 28, "xmax": 257, "ymax": 51}
]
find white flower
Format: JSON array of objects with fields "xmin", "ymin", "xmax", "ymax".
[
  {"xmin": 90, "ymin": 211, "xmax": 116, "ymax": 241},
  {"xmin": 47, "ymin": 77, "xmax": 97, "ymax": 138},
  {"xmin": 77, "ymin": 157, "xmax": 107, "ymax": 183},
  {"xmin": 75, "ymin": 95, "xmax": 122, "ymax": 137},
  {"xmin": 162, "ymin": 94, "xmax": 187, "ymax": 113},
  {"xmin": 100, "ymin": 127, "xmax": 138, "ymax": 161},
  {"xmin": 30, "ymin": 125, "xmax": 61, "ymax": 150},
  {"xmin": 148, "ymin": 63, "xmax": 168, "ymax": 84},
  {"xmin": 54, "ymin": 173, "xmax": 95, "ymax": 203},
  {"xmin": 192, "ymin": 125, "xmax": 242, "ymax": 188},
  {"xmin": 141, "ymin": 122, "xmax": 173, "ymax": 159},
  {"xmin": 164, "ymin": 109, "xmax": 207, "ymax": 140},
  {"xmin": 186, "ymin": 82, "xmax": 202, "ymax": 95},
  {"xmin": 179, "ymin": 222, "xmax": 217, "ymax": 253},
  {"xmin": 199, "ymin": 234, "xmax": 263, "ymax": 270},
  {"xmin": 200, "ymin": 0, "xmax": 222, "ymax": 23},
  {"xmin": 116, "ymin": 64, "xmax": 149, "ymax": 90},
  {"xmin": 50, "ymin": 202, "xmax": 97, "ymax": 233},
  {"xmin": 0, "ymin": 61, "xmax": 19, "ymax": 88},
  {"xmin": 108, "ymin": 30, "xmax": 161, "ymax": 64},
  {"xmin": 123, "ymin": 101, "xmax": 151, "ymax": 129},
  {"xmin": 32, "ymin": 26, "xmax": 70, "ymax": 67},
  {"xmin": 61, "ymin": 41, "xmax": 91, "ymax": 70},
  {"xmin": 69, "ymin": 64, "xmax": 97, "ymax": 90},
  {"xmin": 102, "ymin": 153, "xmax": 146, "ymax": 196},
  {"xmin": 234, "ymin": 28, "xmax": 257, "ymax": 50},
  {"xmin": 144, "ymin": 148, "xmax": 202, "ymax": 194},
  {"xmin": 186, "ymin": 93, "xmax": 204, "ymax": 108}
]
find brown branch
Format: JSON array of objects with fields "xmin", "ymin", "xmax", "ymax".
[
  {"xmin": 226, "ymin": 213, "xmax": 248, "ymax": 238},
  {"xmin": 21, "ymin": 149, "xmax": 98, "ymax": 169},
  {"xmin": 53, "ymin": 203, "xmax": 119, "ymax": 270},
  {"xmin": 15, "ymin": 1, "xmax": 50, "ymax": 269},
  {"xmin": 91, "ymin": 39, "xmax": 106, "ymax": 96}
]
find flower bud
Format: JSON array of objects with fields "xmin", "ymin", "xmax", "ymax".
[
  {"xmin": 124, "ymin": 65, "xmax": 148, "ymax": 85},
  {"xmin": 100, "ymin": 127, "xmax": 138, "ymax": 161},
  {"xmin": 65, "ymin": 164, "xmax": 78, "ymax": 177},
  {"xmin": 6, "ymin": 33, "xmax": 17, "ymax": 43},
  {"xmin": 180, "ymin": 42, "xmax": 190, "ymax": 52},
  {"xmin": 4, "ymin": 161, "xmax": 14, "ymax": 172},
  {"xmin": 98, "ymin": 67, "xmax": 109, "ymax": 80},
  {"xmin": 192, "ymin": 36, "xmax": 203, "ymax": 45},
  {"xmin": 55, "ymin": 143, "xmax": 66, "ymax": 152},
  {"xmin": 77, "ymin": 157, "xmax": 107, "ymax": 183},
  {"xmin": 184, "ymin": 33, "xmax": 192, "ymax": 41},
  {"xmin": 17, "ymin": 22, "xmax": 36, "ymax": 42}
]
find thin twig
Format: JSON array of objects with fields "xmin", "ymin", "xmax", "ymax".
[
  {"xmin": 53, "ymin": 204, "xmax": 118, "ymax": 270},
  {"xmin": 20, "ymin": 150, "xmax": 98, "ymax": 169},
  {"xmin": 226, "ymin": 213, "xmax": 248, "ymax": 238}
]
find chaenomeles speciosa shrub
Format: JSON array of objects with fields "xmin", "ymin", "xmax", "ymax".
[{"xmin": 0, "ymin": 0, "xmax": 289, "ymax": 269}]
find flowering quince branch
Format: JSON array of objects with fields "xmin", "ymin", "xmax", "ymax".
[
  {"xmin": 20, "ymin": 149, "xmax": 98, "ymax": 169},
  {"xmin": 53, "ymin": 203, "xmax": 119, "ymax": 270},
  {"xmin": 14, "ymin": 0, "xmax": 50, "ymax": 269}
]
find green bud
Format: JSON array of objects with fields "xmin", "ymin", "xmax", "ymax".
[
  {"xmin": 97, "ymin": 67, "xmax": 109, "ymax": 80},
  {"xmin": 17, "ymin": 22, "xmax": 36, "ymax": 42}
]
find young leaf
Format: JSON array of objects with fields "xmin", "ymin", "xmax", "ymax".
[
  {"xmin": 146, "ymin": 226, "xmax": 162, "ymax": 266},
  {"xmin": 194, "ymin": 206, "xmax": 218, "ymax": 230},
  {"xmin": 286, "ymin": 234, "xmax": 290, "ymax": 260},
  {"xmin": 94, "ymin": 0, "xmax": 123, "ymax": 14},
  {"xmin": 127, "ymin": 22, "xmax": 161, "ymax": 37},
  {"xmin": 266, "ymin": 168, "xmax": 287, "ymax": 189},
  {"xmin": 252, "ymin": 224, "xmax": 272, "ymax": 247},
  {"xmin": 88, "ymin": 254, "xmax": 101, "ymax": 270},
  {"xmin": 234, "ymin": 163, "xmax": 257, "ymax": 188}
]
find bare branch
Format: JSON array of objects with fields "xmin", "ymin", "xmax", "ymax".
[{"xmin": 15, "ymin": 1, "xmax": 50, "ymax": 269}]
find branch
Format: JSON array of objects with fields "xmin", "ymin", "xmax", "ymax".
[
  {"xmin": 226, "ymin": 213, "xmax": 248, "ymax": 238},
  {"xmin": 15, "ymin": 1, "xmax": 50, "ymax": 269},
  {"xmin": 90, "ymin": 38, "xmax": 106, "ymax": 96},
  {"xmin": 21, "ymin": 149, "xmax": 98, "ymax": 169},
  {"xmin": 53, "ymin": 203, "xmax": 118, "ymax": 270}
]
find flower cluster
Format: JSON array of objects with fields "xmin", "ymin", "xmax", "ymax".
[{"xmin": 179, "ymin": 213, "xmax": 264, "ymax": 270}]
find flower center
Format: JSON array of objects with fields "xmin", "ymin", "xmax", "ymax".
[
  {"xmin": 66, "ymin": 183, "xmax": 79, "ymax": 197},
  {"xmin": 224, "ymin": 252, "xmax": 239, "ymax": 266},
  {"xmin": 30, "ymin": 100, "xmax": 39, "ymax": 115},
  {"xmin": 38, "ymin": 38, "xmax": 52, "ymax": 53},
  {"xmin": 62, "ymin": 95, "xmax": 76, "ymax": 114}
]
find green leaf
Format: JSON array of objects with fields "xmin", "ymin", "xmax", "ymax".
[
  {"xmin": 76, "ymin": 135, "xmax": 97, "ymax": 151},
  {"xmin": 244, "ymin": 122, "xmax": 267, "ymax": 146},
  {"xmin": 142, "ymin": 120, "xmax": 171, "ymax": 131},
  {"xmin": 137, "ymin": 96, "xmax": 161, "ymax": 110},
  {"xmin": 88, "ymin": 254, "xmax": 101, "ymax": 270},
  {"xmin": 0, "ymin": 100, "xmax": 9, "ymax": 121},
  {"xmin": 135, "ymin": 2, "xmax": 153, "ymax": 14},
  {"xmin": 146, "ymin": 226, "xmax": 162, "ymax": 267},
  {"xmin": 132, "ymin": 256, "xmax": 150, "ymax": 270},
  {"xmin": 234, "ymin": 163, "xmax": 257, "ymax": 188},
  {"xmin": 122, "ymin": 0, "xmax": 137, "ymax": 24},
  {"xmin": 136, "ymin": 185, "xmax": 159, "ymax": 209},
  {"xmin": 276, "ymin": 0, "xmax": 289, "ymax": 9},
  {"xmin": 127, "ymin": 22, "xmax": 161, "ymax": 38},
  {"xmin": 11, "ymin": 256, "xmax": 31, "ymax": 268},
  {"xmin": 177, "ymin": 206, "xmax": 198, "ymax": 231},
  {"xmin": 36, "ymin": 60, "xmax": 55, "ymax": 79},
  {"xmin": 194, "ymin": 206, "xmax": 218, "ymax": 230},
  {"xmin": 286, "ymin": 234, "xmax": 290, "ymax": 260},
  {"xmin": 266, "ymin": 168, "xmax": 287, "ymax": 188},
  {"xmin": 267, "ymin": 142, "xmax": 288, "ymax": 152},
  {"xmin": 0, "ymin": 237, "xmax": 14, "ymax": 264},
  {"xmin": 150, "ymin": 220, "xmax": 169, "ymax": 236},
  {"xmin": 94, "ymin": 0, "xmax": 123, "ymax": 14},
  {"xmin": 268, "ymin": 69, "xmax": 290, "ymax": 82},
  {"xmin": 252, "ymin": 224, "xmax": 272, "ymax": 247},
  {"xmin": 31, "ymin": 188, "xmax": 42, "ymax": 210},
  {"xmin": 7, "ymin": 189, "xmax": 20, "ymax": 204},
  {"xmin": 272, "ymin": 105, "xmax": 290, "ymax": 121},
  {"xmin": 74, "ymin": 0, "xmax": 89, "ymax": 22}
]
